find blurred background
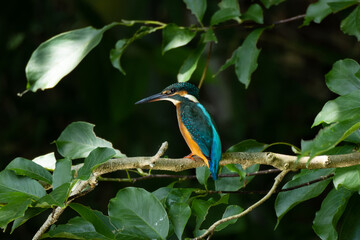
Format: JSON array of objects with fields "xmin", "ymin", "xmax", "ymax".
[{"xmin": 1, "ymin": 0, "xmax": 359, "ymax": 239}]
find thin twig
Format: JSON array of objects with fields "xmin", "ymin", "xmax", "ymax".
[
  {"xmin": 198, "ymin": 42, "xmax": 213, "ymax": 89},
  {"xmin": 192, "ymin": 170, "xmax": 290, "ymax": 240},
  {"xmin": 273, "ymin": 14, "xmax": 306, "ymax": 25}
]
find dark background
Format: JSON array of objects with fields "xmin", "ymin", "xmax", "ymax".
[{"xmin": 1, "ymin": 0, "xmax": 359, "ymax": 239}]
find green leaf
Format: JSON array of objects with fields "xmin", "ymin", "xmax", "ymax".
[
  {"xmin": 275, "ymin": 169, "xmax": 334, "ymax": 227},
  {"xmin": 325, "ymin": 58, "xmax": 360, "ymax": 95},
  {"xmin": 109, "ymin": 187, "xmax": 169, "ymax": 240},
  {"xmin": 215, "ymin": 164, "xmax": 259, "ymax": 191},
  {"xmin": 192, "ymin": 195, "xmax": 229, "ymax": 236},
  {"xmin": 45, "ymin": 216, "xmax": 110, "ymax": 239},
  {"xmin": 260, "ymin": 0, "xmax": 286, "ymax": 9},
  {"xmin": 226, "ymin": 139, "xmax": 268, "ymax": 152},
  {"xmin": 216, "ymin": 205, "xmax": 243, "ymax": 231},
  {"xmin": 0, "ymin": 196, "xmax": 32, "ymax": 230},
  {"xmin": 162, "ymin": 24, "xmax": 196, "ymax": 54},
  {"xmin": 11, "ymin": 207, "xmax": 47, "ymax": 233},
  {"xmin": 0, "ymin": 170, "xmax": 46, "ymax": 200},
  {"xmin": 36, "ymin": 183, "xmax": 70, "ymax": 208},
  {"xmin": 334, "ymin": 165, "xmax": 360, "ymax": 191},
  {"xmin": 202, "ymin": 29, "xmax": 218, "ymax": 43},
  {"xmin": 301, "ymin": 120, "xmax": 360, "ymax": 157},
  {"xmin": 196, "ymin": 166, "xmax": 210, "ymax": 187},
  {"xmin": 77, "ymin": 147, "xmax": 116, "ymax": 180},
  {"xmin": 70, "ymin": 203, "xmax": 115, "ymax": 239},
  {"xmin": 25, "ymin": 23, "xmax": 117, "ymax": 93},
  {"xmin": 110, "ymin": 26, "xmax": 159, "ymax": 75},
  {"xmin": 341, "ymin": 6, "xmax": 360, "ymax": 41},
  {"xmin": 153, "ymin": 187, "xmax": 194, "ymax": 208},
  {"xmin": 339, "ymin": 194, "xmax": 360, "ymax": 239},
  {"xmin": 313, "ymin": 89, "xmax": 360, "ymax": 126},
  {"xmin": 210, "ymin": 8, "xmax": 241, "ymax": 26},
  {"xmin": 303, "ymin": 0, "xmax": 332, "ymax": 26},
  {"xmin": 177, "ymin": 43, "xmax": 206, "ymax": 82},
  {"xmin": 168, "ymin": 203, "xmax": 191, "ymax": 240},
  {"xmin": 217, "ymin": 28, "xmax": 265, "ymax": 88},
  {"xmin": 328, "ymin": 1, "xmax": 358, "ymax": 12},
  {"xmin": 183, "ymin": 0, "xmax": 207, "ymax": 24},
  {"xmin": 32, "ymin": 152, "xmax": 56, "ymax": 171},
  {"xmin": 56, "ymin": 121, "xmax": 124, "ymax": 159},
  {"xmin": 52, "ymin": 158, "xmax": 72, "ymax": 190},
  {"xmin": 6, "ymin": 157, "xmax": 52, "ymax": 184},
  {"xmin": 242, "ymin": 4, "xmax": 264, "ymax": 24},
  {"xmin": 313, "ymin": 187, "xmax": 353, "ymax": 240}
]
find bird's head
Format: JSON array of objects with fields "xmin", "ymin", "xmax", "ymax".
[{"xmin": 135, "ymin": 82, "xmax": 200, "ymax": 105}]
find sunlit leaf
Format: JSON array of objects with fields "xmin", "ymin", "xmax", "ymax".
[
  {"xmin": 216, "ymin": 205, "xmax": 243, "ymax": 231},
  {"xmin": 162, "ymin": 24, "xmax": 196, "ymax": 54},
  {"xmin": 183, "ymin": 0, "xmax": 207, "ymax": 24},
  {"xmin": 341, "ymin": 6, "xmax": 360, "ymax": 41},
  {"xmin": 52, "ymin": 158, "xmax": 72, "ymax": 190},
  {"xmin": 109, "ymin": 187, "xmax": 169, "ymax": 240},
  {"xmin": 25, "ymin": 23, "xmax": 117, "ymax": 93},
  {"xmin": 6, "ymin": 157, "xmax": 52, "ymax": 184},
  {"xmin": 168, "ymin": 203, "xmax": 191, "ymax": 240},
  {"xmin": 275, "ymin": 169, "xmax": 334, "ymax": 227},
  {"xmin": 325, "ymin": 58, "xmax": 360, "ymax": 95},
  {"xmin": 242, "ymin": 4, "xmax": 264, "ymax": 24},
  {"xmin": 313, "ymin": 187, "xmax": 352, "ymax": 240},
  {"xmin": 77, "ymin": 147, "xmax": 116, "ymax": 180},
  {"xmin": 56, "ymin": 121, "xmax": 124, "ymax": 159},
  {"xmin": 32, "ymin": 152, "xmax": 56, "ymax": 171},
  {"xmin": 177, "ymin": 43, "xmax": 206, "ymax": 82}
]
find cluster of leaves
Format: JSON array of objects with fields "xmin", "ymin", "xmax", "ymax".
[{"xmin": 4, "ymin": 0, "xmax": 360, "ymax": 239}]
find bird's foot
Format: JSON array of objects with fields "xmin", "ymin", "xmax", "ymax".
[{"xmin": 184, "ymin": 153, "xmax": 196, "ymax": 161}]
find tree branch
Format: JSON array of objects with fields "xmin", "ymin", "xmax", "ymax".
[{"xmin": 193, "ymin": 170, "xmax": 291, "ymax": 240}]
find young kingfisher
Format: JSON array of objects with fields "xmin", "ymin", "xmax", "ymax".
[{"xmin": 136, "ymin": 82, "xmax": 221, "ymax": 180}]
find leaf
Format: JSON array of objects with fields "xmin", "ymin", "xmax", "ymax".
[
  {"xmin": 45, "ymin": 216, "xmax": 110, "ymax": 239},
  {"xmin": 303, "ymin": 0, "xmax": 332, "ymax": 26},
  {"xmin": 301, "ymin": 120, "xmax": 360, "ymax": 157},
  {"xmin": 196, "ymin": 166, "xmax": 210, "ymax": 187},
  {"xmin": 328, "ymin": 1, "xmax": 358, "ymax": 12},
  {"xmin": 341, "ymin": 6, "xmax": 360, "ymax": 41},
  {"xmin": 313, "ymin": 187, "xmax": 353, "ymax": 240},
  {"xmin": 210, "ymin": 0, "xmax": 241, "ymax": 27},
  {"xmin": 108, "ymin": 187, "xmax": 169, "ymax": 240},
  {"xmin": 52, "ymin": 158, "xmax": 72, "ymax": 190},
  {"xmin": 77, "ymin": 147, "xmax": 116, "ymax": 180},
  {"xmin": 0, "ymin": 196, "xmax": 32, "ymax": 230},
  {"xmin": 153, "ymin": 187, "xmax": 194, "ymax": 208},
  {"xmin": 192, "ymin": 195, "xmax": 229, "ymax": 236},
  {"xmin": 275, "ymin": 169, "xmax": 334, "ymax": 227},
  {"xmin": 162, "ymin": 24, "xmax": 196, "ymax": 54},
  {"xmin": 110, "ymin": 26, "xmax": 159, "ymax": 75},
  {"xmin": 215, "ymin": 164, "xmax": 259, "ymax": 191},
  {"xmin": 217, "ymin": 28, "xmax": 265, "ymax": 88},
  {"xmin": 339, "ymin": 194, "xmax": 360, "ymax": 239},
  {"xmin": 183, "ymin": 0, "xmax": 207, "ymax": 24},
  {"xmin": 70, "ymin": 203, "xmax": 115, "ymax": 239},
  {"xmin": 177, "ymin": 43, "xmax": 206, "ymax": 82},
  {"xmin": 334, "ymin": 165, "xmax": 360, "ymax": 191},
  {"xmin": 25, "ymin": 23, "xmax": 117, "ymax": 93},
  {"xmin": 0, "ymin": 170, "xmax": 46, "ymax": 200},
  {"xmin": 216, "ymin": 205, "xmax": 243, "ymax": 231},
  {"xmin": 313, "ymin": 89, "xmax": 360, "ymax": 126},
  {"xmin": 325, "ymin": 58, "xmax": 360, "ymax": 95},
  {"xmin": 32, "ymin": 152, "xmax": 56, "ymax": 171},
  {"xmin": 11, "ymin": 207, "xmax": 47, "ymax": 233},
  {"xmin": 242, "ymin": 4, "xmax": 264, "ymax": 24},
  {"xmin": 6, "ymin": 157, "xmax": 52, "ymax": 184},
  {"xmin": 260, "ymin": 0, "xmax": 286, "ymax": 9},
  {"xmin": 168, "ymin": 203, "xmax": 191, "ymax": 240},
  {"xmin": 56, "ymin": 121, "xmax": 124, "ymax": 159},
  {"xmin": 226, "ymin": 139, "xmax": 268, "ymax": 152},
  {"xmin": 202, "ymin": 29, "xmax": 218, "ymax": 43},
  {"xmin": 36, "ymin": 183, "xmax": 70, "ymax": 208}
]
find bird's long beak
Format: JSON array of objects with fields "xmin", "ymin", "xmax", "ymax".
[{"xmin": 135, "ymin": 93, "xmax": 165, "ymax": 104}]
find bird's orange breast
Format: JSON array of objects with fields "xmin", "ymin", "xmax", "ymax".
[{"xmin": 176, "ymin": 105, "xmax": 209, "ymax": 167}]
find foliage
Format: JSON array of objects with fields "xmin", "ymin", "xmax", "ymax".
[{"xmin": 2, "ymin": 0, "xmax": 360, "ymax": 239}]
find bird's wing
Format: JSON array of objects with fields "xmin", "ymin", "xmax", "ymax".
[{"xmin": 181, "ymin": 103, "xmax": 213, "ymax": 158}]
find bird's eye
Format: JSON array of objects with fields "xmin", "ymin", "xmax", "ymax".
[{"xmin": 170, "ymin": 88, "xmax": 176, "ymax": 93}]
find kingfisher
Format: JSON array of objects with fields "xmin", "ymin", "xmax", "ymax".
[{"xmin": 136, "ymin": 82, "xmax": 221, "ymax": 180}]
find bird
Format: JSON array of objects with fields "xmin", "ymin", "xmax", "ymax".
[{"xmin": 135, "ymin": 82, "xmax": 221, "ymax": 180}]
